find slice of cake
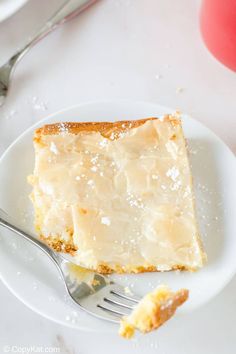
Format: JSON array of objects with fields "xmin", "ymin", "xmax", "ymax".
[
  {"xmin": 28, "ymin": 114, "xmax": 206, "ymax": 273},
  {"xmin": 119, "ymin": 285, "xmax": 189, "ymax": 339}
]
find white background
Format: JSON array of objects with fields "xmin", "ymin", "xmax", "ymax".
[{"xmin": 0, "ymin": 0, "xmax": 235, "ymax": 353}]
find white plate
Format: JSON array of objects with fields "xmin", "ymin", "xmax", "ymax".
[
  {"xmin": 0, "ymin": 0, "xmax": 29, "ymax": 22},
  {"xmin": 0, "ymin": 100, "xmax": 235, "ymax": 332}
]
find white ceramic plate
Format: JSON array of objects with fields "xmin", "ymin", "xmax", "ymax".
[
  {"xmin": 0, "ymin": 100, "xmax": 235, "ymax": 332},
  {"xmin": 0, "ymin": 0, "xmax": 29, "ymax": 22}
]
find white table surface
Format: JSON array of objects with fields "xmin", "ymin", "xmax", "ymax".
[{"xmin": 0, "ymin": 0, "xmax": 235, "ymax": 353}]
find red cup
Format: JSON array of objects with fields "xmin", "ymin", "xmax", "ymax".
[{"xmin": 200, "ymin": 0, "xmax": 236, "ymax": 71}]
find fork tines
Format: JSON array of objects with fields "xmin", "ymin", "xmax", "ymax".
[{"xmin": 97, "ymin": 286, "xmax": 140, "ymax": 320}]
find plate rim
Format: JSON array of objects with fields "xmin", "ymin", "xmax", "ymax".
[{"xmin": 0, "ymin": 0, "xmax": 29, "ymax": 22}]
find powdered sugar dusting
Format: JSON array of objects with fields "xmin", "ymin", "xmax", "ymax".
[
  {"xmin": 91, "ymin": 166, "xmax": 97, "ymax": 172},
  {"xmin": 171, "ymin": 180, "xmax": 182, "ymax": 191},
  {"xmin": 87, "ymin": 179, "xmax": 95, "ymax": 187},
  {"xmin": 28, "ymin": 96, "xmax": 48, "ymax": 111},
  {"xmin": 50, "ymin": 142, "xmax": 58, "ymax": 155},
  {"xmin": 4, "ymin": 109, "xmax": 18, "ymax": 120},
  {"xmin": 99, "ymin": 139, "xmax": 108, "ymax": 147},
  {"xmin": 91, "ymin": 155, "xmax": 99, "ymax": 164},
  {"xmin": 152, "ymin": 174, "xmax": 159, "ymax": 180},
  {"xmin": 101, "ymin": 216, "xmax": 111, "ymax": 226},
  {"xmin": 166, "ymin": 166, "xmax": 179, "ymax": 181},
  {"xmin": 58, "ymin": 122, "xmax": 69, "ymax": 133},
  {"xmin": 127, "ymin": 193, "xmax": 144, "ymax": 209}
]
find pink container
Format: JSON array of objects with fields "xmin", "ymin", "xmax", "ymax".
[{"xmin": 200, "ymin": 0, "xmax": 236, "ymax": 71}]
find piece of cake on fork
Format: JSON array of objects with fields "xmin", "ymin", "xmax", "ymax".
[
  {"xmin": 119, "ymin": 285, "xmax": 189, "ymax": 338},
  {"xmin": 28, "ymin": 114, "xmax": 206, "ymax": 273}
]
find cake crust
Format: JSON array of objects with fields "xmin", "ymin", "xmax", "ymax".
[{"xmin": 34, "ymin": 115, "xmax": 180, "ymax": 141}]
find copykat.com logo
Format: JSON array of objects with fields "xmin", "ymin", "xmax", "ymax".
[{"xmin": 3, "ymin": 346, "xmax": 61, "ymax": 353}]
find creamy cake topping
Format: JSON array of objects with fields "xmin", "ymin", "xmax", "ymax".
[{"xmin": 30, "ymin": 118, "xmax": 205, "ymax": 271}]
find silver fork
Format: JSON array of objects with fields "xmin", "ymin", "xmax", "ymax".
[
  {"xmin": 0, "ymin": 213, "xmax": 140, "ymax": 323},
  {"xmin": 0, "ymin": 0, "xmax": 98, "ymax": 107}
]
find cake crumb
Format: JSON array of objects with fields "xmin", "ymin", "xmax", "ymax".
[
  {"xmin": 91, "ymin": 279, "xmax": 100, "ymax": 286},
  {"xmin": 119, "ymin": 286, "xmax": 189, "ymax": 339},
  {"xmin": 124, "ymin": 286, "xmax": 133, "ymax": 295}
]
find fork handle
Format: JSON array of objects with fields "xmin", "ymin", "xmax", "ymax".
[
  {"xmin": 0, "ymin": 215, "xmax": 70, "ymax": 281},
  {"xmin": 10, "ymin": 0, "xmax": 97, "ymax": 66}
]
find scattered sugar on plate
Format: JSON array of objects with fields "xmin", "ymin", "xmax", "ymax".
[
  {"xmin": 176, "ymin": 87, "xmax": 184, "ymax": 94},
  {"xmin": 155, "ymin": 74, "xmax": 162, "ymax": 80},
  {"xmin": 27, "ymin": 256, "xmax": 35, "ymax": 262},
  {"xmin": 4, "ymin": 109, "xmax": 18, "ymax": 120},
  {"xmin": 48, "ymin": 295, "xmax": 56, "ymax": 302},
  {"xmin": 12, "ymin": 242, "xmax": 17, "ymax": 250},
  {"xmin": 72, "ymin": 311, "xmax": 78, "ymax": 317},
  {"xmin": 30, "ymin": 96, "xmax": 48, "ymax": 111}
]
